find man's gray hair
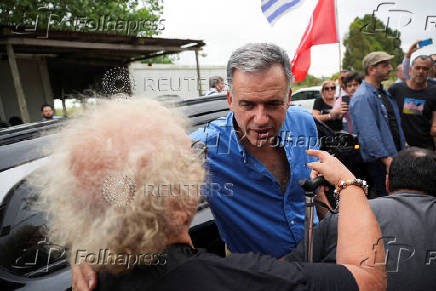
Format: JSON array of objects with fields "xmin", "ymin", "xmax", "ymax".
[
  {"xmin": 226, "ymin": 43, "xmax": 293, "ymax": 93},
  {"xmin": 209, "ymin": 76, "xmax": 224, "ymax": 88},
  {"xmin": 411, "ymin": 55, "xmax": 433, "ymax": 66}
]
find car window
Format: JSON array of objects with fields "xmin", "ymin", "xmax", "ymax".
[
  {"xmin": 311, "ymin": 91, "xmax": 321, "ymax": 99},
  {"xmin": 292, "ymin": 92, "xmax": 308, "ymax": 101},
  {"xmin": 0, "ymin": 178, "xmax": 67, "ymax": 277},
  {"xmin": 292, "ymin": 90, "xmax": 320, "ymax": 101}
]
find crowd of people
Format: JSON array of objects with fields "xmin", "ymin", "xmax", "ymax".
[
  {"xmin": 311, "ymin": 42, "xmax": 436, "ymax": 198},
  {"xmin": 30, "ymin": 42, "xmax": 435, "ymax": 291}
]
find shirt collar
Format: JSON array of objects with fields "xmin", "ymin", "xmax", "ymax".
[{"xmin": 225, "ymin": 112, "xmax": 247, "ymax": 161}]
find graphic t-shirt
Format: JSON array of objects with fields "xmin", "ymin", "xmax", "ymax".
[{"xmin": 388, "ymin": 82, "xmax": 436, "ymax": 149}]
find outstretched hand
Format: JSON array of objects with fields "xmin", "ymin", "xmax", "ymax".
[{"xmin": 306, "ymin": 150, "xmax": 355, "ymax": 187}]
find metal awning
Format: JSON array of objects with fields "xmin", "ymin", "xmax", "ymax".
[{"xmin": 0, "ymin": 28, "xmax": 205, "ymax": 65}]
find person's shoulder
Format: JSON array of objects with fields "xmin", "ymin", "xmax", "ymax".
[
  {"xmin": 351, "ymin": 84, "xmax": 376, "ymax": 106},
  {"xmin": 425, "ymin": 83, "xmax": 436, "ymax": 93},
  {"xmin": 190, "ymin": 114, "xmax": 231, "ymax": 143},
  {"xmin": 352, "ymin": 83, "xmax": 372, "ymax": 99},
  {"xmin": 287, "ymin": 105, "xmax": 313, "ymax": 117},
  {"xmin": 286, "ymin": 106, "xmax": 316, "ymax": 127},
  {"xmin": 388, "ymin": 81, "xmax": 406, "ymax": 93}
]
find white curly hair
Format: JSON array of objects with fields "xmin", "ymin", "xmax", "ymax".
[{"xmin": 31, "ymin": 97, "xmax": 205, "ymax": 273}]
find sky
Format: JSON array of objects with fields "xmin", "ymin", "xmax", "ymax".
[{"xmin": 160, "ymin": 0, "xmax": 436, "ymax": 77}]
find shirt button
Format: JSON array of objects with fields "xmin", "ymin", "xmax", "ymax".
[{"xmin": 290, "ymin": 220, "xmax": 295, "ymax": 225}]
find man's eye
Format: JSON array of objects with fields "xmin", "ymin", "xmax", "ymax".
[{"xmin": 240, "ymin": 103, "xmax": 254, "ymax": 108}]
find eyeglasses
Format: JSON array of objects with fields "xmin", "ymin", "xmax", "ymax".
[{"xmin": 323, "ymin": 86, "xmax": 336, "ymax": 91}]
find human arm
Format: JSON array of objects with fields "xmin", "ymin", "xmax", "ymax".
[
  {"xmin": 402, "ymin": 40, "xmax": 421, "ymax": 81},
  {"xmin": 312, "ymin": 98, "xmax": 346, "ymax": 122},
  {"xmin": 306, "ymin": 150, "xmax": 386, "ymax": 291},
  {"xmin": 312, "ymin": 109, "xmax": 334, "ymax": 122}
]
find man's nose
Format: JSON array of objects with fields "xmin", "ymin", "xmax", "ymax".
[{"xmin": 254, "ymin": 105, "xmax": 269, "ymax": 125}]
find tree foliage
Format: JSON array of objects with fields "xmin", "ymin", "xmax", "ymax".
[
  {"xmin": 342, "ymin": 14, "xmax": 404, "ymax": 73},
  {"xmin": 293, "ymin": 73, "xmax": 323, "ymax": 89},
  {"xmin": 0, "ymin": 0, "xmax": 163, "ymax": 37}
]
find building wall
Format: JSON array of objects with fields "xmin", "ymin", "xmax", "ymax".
[
  {"xmin": 129, "ymin": 63, "xmax": 227, "ymax": 99},
  {"xmin": 0, "ymin": 57, "xmax": 54, "ymax": 123}
]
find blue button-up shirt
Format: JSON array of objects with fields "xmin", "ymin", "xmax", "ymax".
[
  {"xmin": 190, "ymin": 106, "xmax": 318, "ymax": 258},
  {"xmin": 350, "ymin": 80, "xmax": 405, "ymax": 162}
]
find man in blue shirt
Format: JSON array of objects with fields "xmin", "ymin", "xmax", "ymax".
[
  {"xmin": 191, "ymin": 43, "xmax": 318, "ymax": 258},
  {"xmin": 350, "ymin": 52, "xmax": 405, "ymax": 197}
]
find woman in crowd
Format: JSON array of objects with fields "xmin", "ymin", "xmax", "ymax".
[
  {"xmin": 312, "ymin": 80, "xmax": 346, "ymax": 132},
  {"xmin": 35, "ymin": 98, "xmax": 385, "ymax": 291},
  {"xmin": 333, "ymin": 72, "xmax": 363, "ymax": 133}
]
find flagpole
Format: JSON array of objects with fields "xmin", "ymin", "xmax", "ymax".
[{"xmin": 334, "ymin": 0, "xmax": 342, "ymax": 96}]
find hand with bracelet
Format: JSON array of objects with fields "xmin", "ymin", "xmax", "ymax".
[
  {"xmin": 306, "ymin": 150, "xmax": 368, "ymax": 210},
  {"xmin": 305, "ymin": 150, "xmax": 385, "ymax": 290}
]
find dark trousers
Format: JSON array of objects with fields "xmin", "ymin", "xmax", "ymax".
[{"xmin": 367, "ymin": 161, "xmax": 388, "ymax": 197}]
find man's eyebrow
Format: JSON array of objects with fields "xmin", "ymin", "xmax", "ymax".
[
  {"xmin": 238, "ymin": 99, "xmax": 285, "ymax": 105},
  {"xmin": 238, "ymin": 100, "xmax": 255, "ymax": 104}
]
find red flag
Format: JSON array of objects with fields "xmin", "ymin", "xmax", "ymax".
[{"xmin": 291, "ymin": 0, "xmax": 339, "ymax": 82}]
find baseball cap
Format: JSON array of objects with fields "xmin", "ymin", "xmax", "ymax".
[{"xmin": 363, "ymin": 51, "xmax": 394, "ymax": 69}]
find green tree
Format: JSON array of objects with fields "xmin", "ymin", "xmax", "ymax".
[
  {"xmin": 0, "ymin": 0, "xmax": 163, "ymax": 37},
  {"xmin": 293, "ymin": 73, "xmax": 323, "ymax": 89},
  {"xmin": 342, "ymin": 14, "xmax": 403, "ymax": 73},
  {"xmin": 0, "ymin": 0, "xmax": 176, "ymax": 63}
]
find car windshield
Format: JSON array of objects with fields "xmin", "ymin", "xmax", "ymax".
[{"xmin": 0, "ymin": 177, "xmax": 67, "ymax": 278}]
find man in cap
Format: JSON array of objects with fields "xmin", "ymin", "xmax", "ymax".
[{"xmin": 350, "ymin": 51, "xmax": 405, "ymax": 197}]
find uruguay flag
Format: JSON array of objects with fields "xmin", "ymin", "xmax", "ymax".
[{"xmin": 261, "ymin": 0, "xmax": 305, "ymax": 25}]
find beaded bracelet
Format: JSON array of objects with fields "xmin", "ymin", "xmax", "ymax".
[{"xmin": 333, "ymin": 179, "xmax": 368, "ymax": 212}]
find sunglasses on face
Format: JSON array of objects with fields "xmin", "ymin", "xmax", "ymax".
[{"xmin": 323, "ymin": 86, "xmax": 336, "ymax": 91}]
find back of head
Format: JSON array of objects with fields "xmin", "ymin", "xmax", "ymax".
[
  {"xmin": 388, "ymin": 147, "xmax": 436, "ymax": 196},
  {"xmin": 33, "ymin": 97, "xmax": 205, "ymax": 273},
  {"xmin": 209, "ymin": 76, "xmax": 223, "ymax": 88},
  {"xmin": 226, "ymin": 43, "xmax": 293, "ymax": 93}
]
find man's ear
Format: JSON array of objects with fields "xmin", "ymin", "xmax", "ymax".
[
  {"xmin": 385, "ymin": 175, "xmax": 391, "ymax": 194},
  {"xmin": 287, "ymin": 88, "xmax": 293, "ymax": 106},
  {"xmin": 227, "ymin": 91, "xmax": 233, "ymax": 110}
]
